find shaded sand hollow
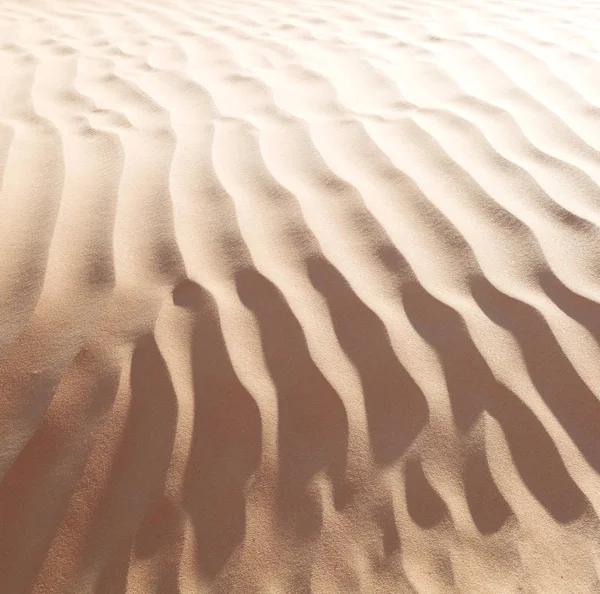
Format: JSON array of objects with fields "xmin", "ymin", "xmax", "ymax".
[{"xmin": 2, "ymin": 0, "xmax": 600, "ymax": 592}]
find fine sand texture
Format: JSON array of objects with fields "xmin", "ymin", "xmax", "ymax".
[{"xmin": 2, "ymin": 0, "xmax": 600, "ymax": 592}]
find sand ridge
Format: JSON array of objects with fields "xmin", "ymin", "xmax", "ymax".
[{"xmin": 1, "ymin": 0, "xmax": 600, "ymax": 592}]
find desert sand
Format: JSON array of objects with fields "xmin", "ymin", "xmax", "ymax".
[{"xmin": 1, "ymin": 0, "xmax": 600, "ymax": 592}]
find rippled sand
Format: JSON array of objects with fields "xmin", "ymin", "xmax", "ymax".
[{"xmin": 2, "ymin": 0, "xmax": 600, "ymax": 592}]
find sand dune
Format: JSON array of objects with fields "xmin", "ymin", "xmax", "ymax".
[{"xmin": 2, "ymin": 0, "xmax": 600, "ymax": 591}]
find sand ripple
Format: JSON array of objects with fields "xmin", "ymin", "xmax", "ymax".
[{"xmin": 1, "ymin": 0, "xmax": 600, "ymax": 592}]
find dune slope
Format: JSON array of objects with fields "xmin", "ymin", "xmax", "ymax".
[{"xmin": 2, "ymin": 0, "xmax": 600, "ymax": 592}]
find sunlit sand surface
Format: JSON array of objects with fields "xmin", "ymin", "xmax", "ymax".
[{"xmin": 2, "ymin": 0, "xmax": 600, "ymax": 592}]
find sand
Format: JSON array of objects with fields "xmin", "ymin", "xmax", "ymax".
[{"xmin": 1, "ymin": 0, "xmax": 600, "ymax": 591}]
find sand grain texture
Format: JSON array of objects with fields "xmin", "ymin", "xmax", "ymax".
[{"xmin": 1, "ymin": 0, "xmax": 600, "ymax": 592}]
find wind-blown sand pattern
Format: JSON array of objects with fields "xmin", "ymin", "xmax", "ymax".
[{"xmin": 2, "ymin": 0, "xmax": 600, "ymax": 592}]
